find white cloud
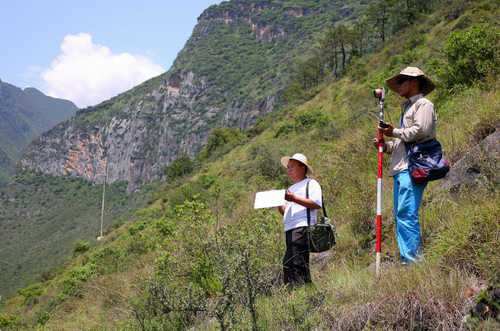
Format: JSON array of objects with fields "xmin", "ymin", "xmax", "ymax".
[{"xmin": 41, "ymin": 33, "xmax": 165, "ymax": 108}]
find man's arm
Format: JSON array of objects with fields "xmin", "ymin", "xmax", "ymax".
[
  {"xmin": 278, "ymin": 205, "xmax": 285, "ymax": 215},
  {"xmin": 285, "ymin": 190, "xmax": 321, "ymax": 209},
  {"xmin": 391, "ymin": 102, "xmax": 435, "ymax": 142}
]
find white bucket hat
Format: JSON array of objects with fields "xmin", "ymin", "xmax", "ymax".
[
  {"xmin": 281, "ymin": 153, "xmax": 314, "ymax": 174},
  {"xmin": 385, "ymin": 66, "xmax": 436, "ymax": 96}
]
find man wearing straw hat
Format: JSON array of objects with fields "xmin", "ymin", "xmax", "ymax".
[
  {"xmin": 373, "ymin": 67, "xmax": 437, "ymax": 266},
  {"xmin": 278, "ymin": 153, "xmax": 322, "ymax": 285}
]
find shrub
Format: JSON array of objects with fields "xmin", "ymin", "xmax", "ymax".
[
  {"xmin": 165, "ymin": 153, "xmax": 194, "ymax": 181},
  {"xmin": 0, "ymin": 315, "xmax": 21, "ymax": 328},
  {"xmin": 247, "ymin": 117, "xmax": 270, "ymax": 138},
  {"xmin": 16, "ymin": 284, "xmax": 43, "ymax": 306},
  {"xmin": 91, "ymin": 247, "xmax": 122, "ymax": 275},
  {"xmin": 294, "ymin": 109, "xmax": 329, "ymax": 131},
  {"xmin": 128, "ymin": 221, "xmax": 147, "ymax": 236},
  {"xmin": 250, "ymin": 143, "xmax": 289, "ymax": 182},
  {"xmin": 155, "ymin": 216, "xmax": 176, "ymax": 237},
  {"xmin": 198, "ymin": 127, "xmax": 247, "ymax": 160},
  {"xmin": 196, "ymin": 172, "xmax": 220, "ymax": 190},
  {"xmin": 404, "ymin": 33, "xmax": 427, "ymax": 49},
  {"xmin": 274, "ymin": 123, "xmax": 295, "ymax": 138},
  {"xmin": 72, "ymin": 240, "xmax": 90, "ymax": 256},
  {"xmin": 61, "ymin": 265, "xmax": 96, "ymax": 298},
  {"xmin": 37, "ymin": 311, "xmax": 51, "ymax": 325},
  {"xmin": 433, "ymin": 22, "xmax": 499, "ymax": 88}
]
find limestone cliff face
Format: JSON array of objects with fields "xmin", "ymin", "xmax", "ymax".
[
  {"xmin": 22, "ymin": 68, "xmax": 271, "ymax": 190},
  {"xmin": 21, "ymin": 0, "xmax": 360, "ymax": 190}
]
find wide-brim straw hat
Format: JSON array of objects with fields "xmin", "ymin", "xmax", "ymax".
[
  {"xmin": 385, "ymin": 67, "xmax": 436, "ymax": 96},
  {"xmin": 281, "ymin": 153, "xmax": 314, "ymax": 174}
]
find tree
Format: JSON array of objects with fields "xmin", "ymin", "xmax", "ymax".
[
  {"xmin": 350, "ymin": 18, "xmax": 370, "ymax": 57},
  {"xmin": 322, "ymin": 26, "xmax": 340, "ymax": 77},
  {"xmin": 368, "ymin": 0, "xmax": 390, "ymax": 42},
  {"xmin": 337, "ymin": 25, "xmax": 349, "ymax": 72},
  {"xmin": 165, "ymin": 153, "xmax": 194, "ymax": 180}
]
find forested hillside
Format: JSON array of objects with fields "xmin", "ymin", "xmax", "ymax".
[
  {"xmin": 0, "ymin": 81, "xmax": 77, "ymax": 187},
  {"xmin": 0, "ymin": 0, "xmax": 498, "ymax": 330}
]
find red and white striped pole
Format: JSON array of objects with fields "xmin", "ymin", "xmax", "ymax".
[{"xmin": 374, "ymin": 88, "xmax": 386, "ymax": 278}]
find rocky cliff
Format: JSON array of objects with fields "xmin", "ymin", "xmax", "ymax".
[{"xmin": 21, "ymin": 0, "xmax": 365, "ymax": 190}]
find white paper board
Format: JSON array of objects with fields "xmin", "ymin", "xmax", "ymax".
[{"xmin": 254, "ymin": 189, "xmax": 286, "ymax": 209}]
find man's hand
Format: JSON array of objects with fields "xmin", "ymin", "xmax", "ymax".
[
  {"xmin": 372, "ymin": 138, "xmax": 386, "ymax": 151},
  {"xmin": 284, "ymin": 189, "xmax": 295, "ymax": 202},
  {"xmin": 381, "ymin": 123, "xmax": 395, "ymax": 137},
  {"xmin": 284, "ymin": 190, "xmax": 321, "ymax": 209}
]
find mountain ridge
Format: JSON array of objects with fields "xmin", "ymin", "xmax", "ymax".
[
  {"xmin": 20, "ymin": 0, "xmax": 369, "ymax": 191},
  {"xmin": 0, "ymin": 80, "xmax": 77, "ymax": 187}
]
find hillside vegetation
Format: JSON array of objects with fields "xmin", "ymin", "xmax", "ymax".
[
  {"xmin": 0, "ymin": 81, "xmax": 77, "ymax": 187},
  {"xmin": 0, "ymin": 0, "xmax": 376, "ymax": 300},
  {"xmin": 1, "ymin": 0, "xmax": 499, "ymax": 330},
  {"xmin": 0, "ymin": 173, "xmax": 145, "ymax": 299}
]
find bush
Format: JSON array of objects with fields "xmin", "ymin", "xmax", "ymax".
[
  {"xmin": 294, "ymin": 109, "xmax": 329, "ymax": 130},
  {"xmin": 404, "ymin": 33, "xmax": 427, "ymax": 49},
  {"xmin": 250, "ymin": 143, "xmax": 289, "ymax": 182},
  {"xmin": 37, "ymin": 311, "xmax": 51, "ymax": 325},
  {"xmin": 275, "ymin": 123, "xmax": 295, "ymax": 138},
  {"xmin": 155, "ymin": 216, "xmax": 176, "ymax": 237},
  {"xmin": 165, "ymin": 154, "xmax": 194, "ymax": 181},
  {"xmin": 16, "ymin": 284, "xmax": 43, "ymax": 306},
  {"xmin": 72, "ymin": 240, "xmax": 90, "ymax": 256},
  {"xmin": 196, "ymin": 172, "xmax": 220, "ymax": 190},
  {"xmin": 433, "ymin": 22, "xmax": 499, "ymax": 88},
  {"xmin": 61, "ymin": 265, "xmax": 96, "ymax": 298},
  {"xmin": 0, "ymin": 315, "xmax": 21, "ymax": 328},
  {"xmin": 91, "ymin": 247, "xmax": 122, "ymax": 275},
  {"xmin": 198, "ymin": 127, "xmax": 247, "ymax": 160}
]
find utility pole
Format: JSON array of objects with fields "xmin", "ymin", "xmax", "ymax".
[{"xmin": 97, "ymin": 156, "xmax": 108, "ymax": 241}]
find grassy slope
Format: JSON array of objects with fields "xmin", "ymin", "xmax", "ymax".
[
  {"xmin": 0, "ymin": 173, "xmax": 146, "ymax": 299},
  {"xmin": 0, "ymin": 2, "xmax": 498, "ymax": 330}
]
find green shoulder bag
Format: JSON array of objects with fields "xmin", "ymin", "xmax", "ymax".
[{"xmin": 306, "ymin": 180, "xmax": 337, "ymax": 253}]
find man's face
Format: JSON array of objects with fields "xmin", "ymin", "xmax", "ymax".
[
  {"xmin": 397, "ymin": 76, "xmax": 419, "ymax": 98},
  {"xmin": 287, "ymin": 159, "xmax": 306, "ymax": 182}
]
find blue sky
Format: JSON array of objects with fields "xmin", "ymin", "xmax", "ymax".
[{"xmin": 0, "ymin": 0, "xmax": 223, "ymax": 107}]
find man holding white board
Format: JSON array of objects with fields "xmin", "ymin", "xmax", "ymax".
[{"xmin": 277, "ymin": 153, "xmax": 322, "ymax": 286}]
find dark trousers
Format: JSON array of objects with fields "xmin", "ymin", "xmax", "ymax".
[{"xmin": 283, "ymin": 226, "xmax": 311, "ymax": 286}]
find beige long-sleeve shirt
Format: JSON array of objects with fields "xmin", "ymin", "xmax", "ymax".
[{"xmin": 385, "ymin": 93, "xmax": 437, "ymax": 176}]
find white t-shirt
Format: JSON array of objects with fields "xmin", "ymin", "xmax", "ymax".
[{"xmin": 283, "ymin": 178, "xmax": 322, "ymax": 232}]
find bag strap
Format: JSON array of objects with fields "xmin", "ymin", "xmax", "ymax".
[
  {"xmin": 305, "ymin": 180, "xmax": 328, "ymax": 224},
  {"xmin": 322, "ymin": 193, "xmax": 327, "ymax": 218},
  {"xmin": 306, "ymin": 180, "xmax": 310, "ymax": 227}
]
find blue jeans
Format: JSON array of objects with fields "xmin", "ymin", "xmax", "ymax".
[{"xmin": 393, "ymin": 170, "xmax": 427, "ymax": 265}]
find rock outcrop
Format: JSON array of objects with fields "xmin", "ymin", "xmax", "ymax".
[{"xmin": 438, "ymin": 130, "xmax": 499, "ymax": 193}]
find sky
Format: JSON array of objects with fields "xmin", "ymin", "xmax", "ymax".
[{"xmin": 0, "ymin": 0, "xmax": 223, "ymax": 108}]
